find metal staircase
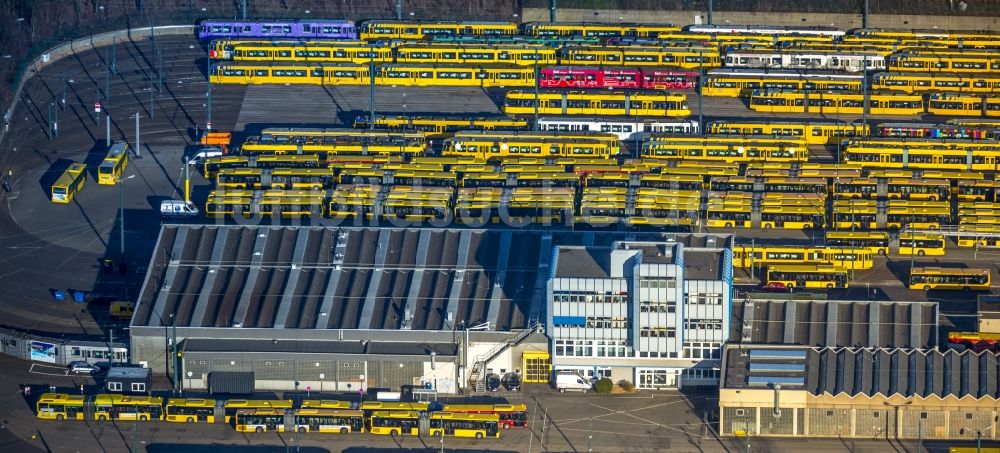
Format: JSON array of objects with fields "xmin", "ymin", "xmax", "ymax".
[{"xmin": 470, "ymin": 321, "xmax": 543, "ymax": 393}]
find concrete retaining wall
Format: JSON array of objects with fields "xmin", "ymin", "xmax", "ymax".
[{"xmin": 522, "ymin": 8, "xmax": 1000, "ymax": 31}]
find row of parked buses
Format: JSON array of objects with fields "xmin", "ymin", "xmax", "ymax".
[
  {"xmin": 36, "ymin": 394, "xmax": 527, "ymax": 438},
  {"xmin": 747, "ymin": 90, "xmax": 1000, "ymax": 117},
  {"xmin": 701, "ymin": 70, "xmax": 1000, "ymax": 97},
  {"xmin": 760, "ymin": 263, "xmax": 991, "ymax": 291},
  {"xmin": 198, "ymin": 19, "xmax": 1000, "ymax": 46},
  {"xmin": 210, "ymin": 38, "xmax": 1000, "ymax": 75}
]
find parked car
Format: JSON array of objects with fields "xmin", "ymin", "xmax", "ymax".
[
  {"xmin": 183, "ymin": 147, "xmax": 223, "ymax": 166},
  {"xmin": 160, "ymin": 200, "xmax": 199, "ymax": 218},
  {"xmin": 67, "ymin": 361, "xmax": 98, "ymax": 375}
]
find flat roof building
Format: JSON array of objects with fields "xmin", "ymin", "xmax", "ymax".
[{"xmin": 547, "ymin": 234, "xmax": 733, "ymax": 389}]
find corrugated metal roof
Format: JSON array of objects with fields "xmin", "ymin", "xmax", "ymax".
[{"xmin": 730, "ymin": 299, "xmax": 938, "ymax": 349}]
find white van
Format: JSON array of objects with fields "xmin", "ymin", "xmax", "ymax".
[
  {"xmin": 160, "ymin": 200, "xmax": 199, "ymax": 218},
  {"xmin": 184, "ymin": 147, "xmax": 223, "ymax": 166},
  {"xmin": 554, "ymin": 371, "xmax": 593, "ymax": 393}
]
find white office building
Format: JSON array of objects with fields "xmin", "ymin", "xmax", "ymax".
[{"xmin": 546, "ymin": 235, "xmax": 733, "ymax": 389}]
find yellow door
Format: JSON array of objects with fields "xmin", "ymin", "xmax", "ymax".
[{"xmin": 522, "ymin": 351, "xmax": 551, "ymax": 383}]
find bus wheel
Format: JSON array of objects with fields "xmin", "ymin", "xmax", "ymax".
[
  {"xmin": 98, "ymin": 415, "xmax": 107, "ymax": 421},
  {"xmin": 255, "ymin": 427, "xmax": 264, "ymax": 433},
  {"xmin": 826, "ymin": 283, "xmax": 834, "ymax": 289},
  {"xmin": 298, "ymin": 427, "xmax": 307, "ymax": 434},
  {"xmin": 139, "ymin": 415, "xmax": 148, "ymax": 421},
  {"xmin": 186, "ymin": 417, "xmax": 194, "ymax": 423},
  {"xmin": 878, "ymin": 249, "xmax": 886, "ymax": 256},
  {"xmin": 725, "ymin": 222, "xmax": 733, "ymax": 228},
  {"xmin": 503, "ymin": 424, "xmax": 510, "ymax": 430},
  {"xmin": 963, "ymin": 286, "xmax": 971, "ymax": 291},
  {"xmin": 917, "ymin": 250, "xmax": 925, "ymax": 256},
  {"xmin": 923, "ymin": 286, "xmax": 931, "ymax": 291},
  {"xmin": 340, "ymin": 427, "xmax": 348, "ymax": 434},
  {"xmin": 786, "ymin": 284, "xmax": 794, "ymax": 290},
  {"xmin": 476, "ymin": 432, "xmax": 484, "ymax": 439},
  {"xmin": 390, "ymin": 429, "xmax": 399, "ymax": 437},
  {"xmin": 435, "ymin": 430, "xmax": 443, "ymax": 437},
  {"xmin": 56, "ymin": 414, "xmax": 64, "ymax": 421}
]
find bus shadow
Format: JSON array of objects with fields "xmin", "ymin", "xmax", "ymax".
[
  {"xmin": 82, "ymin": 141, "xmax": 111, "ymax": 183},
  {"xmin": 883, "ymin": 258, "xmax": 970, "ymax": 284},
  {"xmin": 37, "ymin": 159, "xmax": 76, "ymax": 198},
  {"xmin": 147, "ymin": 444, "xmax": 332, "ymax": 453}
]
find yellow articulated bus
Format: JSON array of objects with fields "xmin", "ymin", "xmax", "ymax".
[
  {"xmin": 93, "ymin": 395, "xmax": 163, "ymax": 422},
  {"xmin": 328, "ymin": 184, "xmax": 380, "ymax": 220},
  {"xmin": 212, "ymin": 40, "xmax": 394, "ymax": 64},
  {"xmin": 443, "ymin": 131, "xmax": 620, "ymax": 160},
  {"xmin": 908, "ymin": 267, "xmax": 991, "ymax": 291},
  {"xmin": 766, "ymin": 264, "xmax": 849, "ymax": 289},
  {"xmin": 833, "ymin": 177, "xmax": 877, "ymax": 199},
  {"xmin": 956, "ymin": 224, "xmax": 1000, "ymax": 247},
  {"xmin": 825, "ymin": 231, "xmax": 890, "ymax": 255},
  {"xmin": 36, "ymin": 393, "xmax": 86, "ymax": 421},
  {"xmin": 831, "ymin": 199, "xmax": 878, "ymax": 229},
  {"xmin": 503, "ymin": 90, "xmax": 690, "ymax": 117},
  {"xmin": 842, "ymin": 143, "xmax": 1000, "ymax": 171},
  {"xmin": 733, "ymin": 245, "xmax": 874, "ymax": 270},
  {"xmin": 700, "ymin": 69, "xmax": 863, "ymax": 97},
  {"xmin": 354, "ymin": 115, "xmax": 528, "ymax": 138},
  {"xmin": 224, "ymin": 399, "xmax": 294, "ymax": 424},
  {"xmin": 886, "ymin": 178, "xmax": 951, "ymax": 201},
  {"xmin": 429, "ymin": 412, "xmax": 501, "ymax": 438},
  {"xmin": 522, "ymin": 22, "xmax": 681, "ymax": 38},
  {"xmin": 360, "ymin": 21, "xmax": 518, "ymax": 40},
  {"xmin": 760, "ymin": 205, "xmax": 825, "ymax": 229},
  {"xmin": 235, "ymin": 409, "xmax": 286, "ymax": 433},
  {"xmin": 205, "ymin": 191, "xmax": 253, "ymax": 218},
  {"xmin": 957, "ymin": 180, "xmax": 1000, "ymax": 202},
  {"xmin": 374, "ymin": 64, "xmax": 536, "ymax": 88},
  {"xmin": 97, "ymin": 143, "xmax": 129, "ymax": 185},
  {"xmin": 368, "ymin": 411, "xmax": 420, "ymax": 436},
  {"xmin": 885, "ymin": 200, "xmax": 951, "ymax": 229},
  {"xmin": 887, "ymin": 51, "xmax": 1000, "ymax": 73},
  {"xmin": 293, "ymin": 409, "xmax": 365, "ymax": 433},
  {"xmin": 164, "ymin": 398, "xmax": 216, "ymax": 423},
  {"xmin": 872, "ymin": 72, "xmax": 1000, "ymax": 95},
  {"xmin": 705, "ymin": 197, "xmax": 752, "ymax": 228},
  {"xmin": 394, "ymin": 44, "xmax": 557, "ymax": 66},
  {"xmin": 50, "ymin": 162, "xmax": 87, "ymax": 203},
  {"xmin": 506, "ymin": 187, "xmax": 576, "ymax": 224},
  {"xmin": 762, "ymin": 177, "xmax": 828, "ymax": 195},
  {"xmin": 556, "ymin": 45, "xmax": 720, "ymax": 69},
  {"xmin": 211, "ymin": 62, "xmax": 537, "ymax": 88},
  {"xmin": 927, "ymin": 93, "xmax": 1000, "ymax": 117},
  {"xmin": 204, "ymin": 155, "xmax": 322, "ymax": 178},
  {"xmin": 898, "ymin": 233, "xmax": 946, "ymax": 256},
  {"xmin": 750, "ymin": 90, "xmax": 924, "ymax": 115},
  {"xmin": 641, "ymin": 139, "xmax": 809, "ymax": 164},
  {"xmin": 301, "ymin": 400, "xmax": 352, "ymax": 410},
  {"xmin": 708, "ymin": 120, "xmax": 868, "ymax": 145}
]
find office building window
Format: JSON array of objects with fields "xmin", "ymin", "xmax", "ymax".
[{"xmin": 683, "ymin": 342, "xmax": 721, "ymax": 359}]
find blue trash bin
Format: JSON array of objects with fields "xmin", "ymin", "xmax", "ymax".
[
  {"xmin": 53, "ymin": 290, "xmax": 65, "ymax": 301},
  {"xmin": 73, "ymin": 291, "xmax": 86, "ymax": 304}
]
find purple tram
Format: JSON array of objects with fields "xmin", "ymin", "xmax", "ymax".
[{"xmin": 197, "ymin": 19, "xmax": 356, "ymax": 40}]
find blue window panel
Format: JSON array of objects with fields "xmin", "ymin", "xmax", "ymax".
[{"xmin": 552, "ymin": 316, "xmax": 586, "ymax": 327}]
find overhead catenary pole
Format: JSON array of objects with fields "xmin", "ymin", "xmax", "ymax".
[
  {"xmin": 206, "ymin": 46, "xmax": 212, "ymax": 131},
  {"xmin": 707, "ymin": 0, "xmax": 713, "ymax": 25},
  {"xmin": 369, "ymin": 46, "xmax": 375, "ymax": 130},
  {"xmin": 106, "ymin": 113, "xmax": 111, "ymax": 147},
  {"xmin": 135, "ymin": 112, "xmax": 141, "ymax": 157},
  {"xmin": 533, "ymin": 50, "xmax": 540, "ymax": 130},
  {"xmin": 396, "ymin": 0, "xmax": 402, "ymax": 20},
  {"xmin": 550, "ymin": 0, "xmax": 556, "ymax": 22},
  {"xmin": 241, "ymin": 0, "xmax": 247, "ymax": 19},
  {"xmin": 863, "ymin": 0, "xmax": 869, "ymax": 29}
]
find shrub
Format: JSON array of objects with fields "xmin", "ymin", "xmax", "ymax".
[
  {"xmin": 594, "ymin": 377, "xmax": 614, "ymax": 394},
  {"xmin": 617, "ymin": 379, "xmax": 635, "ymax": 392}
]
